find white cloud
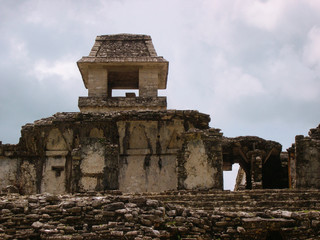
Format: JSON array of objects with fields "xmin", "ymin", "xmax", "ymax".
[
  {"xmin": 211, "ymin": 54, "xmax": 265, "ymax": 101},
  {"xmin": 234, "ymin": 0, "xmax": 287, "ymax": 31},
  {"xmin": 303, "ymin": 26, "xmax": 320, "ymax": 71},
  {"xmin": 7, "ymin": 37, "xmax": 29, "ymax": 61},
  {"xmin": 31, "ymin": 57, "xmax": 79, "ymax": 86},
  {"xmin": 267, "ymin": 44, "xmax": 320, "ymax": 101}
]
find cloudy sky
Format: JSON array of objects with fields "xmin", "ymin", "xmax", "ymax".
[{"xmin": 1, "ymin": 0, "xmax": 320, "ymax": 189}]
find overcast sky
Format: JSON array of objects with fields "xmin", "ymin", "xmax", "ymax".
[{"xmin": 1, "ymin": 0, "xmax": 320, "ymax": 189}]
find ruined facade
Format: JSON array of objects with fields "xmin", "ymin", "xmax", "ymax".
[
  {"xmin": 0, "ymin": 34, "xmax": 320, "ymax": 239},
  {"xmin": 0, "ymin": 34, "xmax": 319, "ymax": 195},
  {"xmin": 0, "ymin": 34, "xmax": 224, "ymax": 195}
]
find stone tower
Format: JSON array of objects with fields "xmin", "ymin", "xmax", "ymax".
[
  {"xmin": 77, "ymin": 34, "xmax": 168, "ymax": 112},
  {"xmin": 0, "ymin": 34, "xmax": 224, "ymax": 194}
]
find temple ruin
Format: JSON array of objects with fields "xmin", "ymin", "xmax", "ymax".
[{"xmin": 0, "ymin": 34, "xmax": 320, "ymax": 239}]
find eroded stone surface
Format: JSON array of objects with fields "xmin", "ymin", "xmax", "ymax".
[
  {"xmin": 0, "ymin": 110, "xmax": 220, "ymax": 194},
  {"xmin": 0, "ymin": 190, "xmax": 320, "ymax": 239},
  {"xmin": 293, "ymin": 124, "xmax": 320, "ymax": 189}
]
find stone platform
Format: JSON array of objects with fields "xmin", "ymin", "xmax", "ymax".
[{"xmin": 0, "ymin": 189, "xmax": 320, "ymax": 239}]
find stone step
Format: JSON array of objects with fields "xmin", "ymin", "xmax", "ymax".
[
  {"xmin": 146, "ymin": 197, "xmax": 320, "ymax": 205},
  {"xmin": 142, "ymin": 191, "xmax": 320, "ymax": 204},
  {"xmin": 139, "ymin": 190, "xmax": 320, "ymax": 213},
  {"xmin": 165, "ymin": 200, "xmax": 320, "ymax": 208},
  {"xmin": 143, "ymin": 189, "xmax": 320, "ymax": 196}
]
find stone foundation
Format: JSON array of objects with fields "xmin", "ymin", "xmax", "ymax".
[{"xmin": 0, "ymin": 190, "xmax": 320, "ymax": 239}]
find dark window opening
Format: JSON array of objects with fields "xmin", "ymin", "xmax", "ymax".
[{"xmin": 265, "ymin": 230, "xmax": 284, "ymax": 240}]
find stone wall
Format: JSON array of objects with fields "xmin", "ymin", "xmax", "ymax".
[
  {"xmin": 78, "ymin": 97, "xmax": 167, "ymax": 112},
  {"xmin": 0, "ymin": 190, "xmax": 320, "ymax": 239},
  {"xmin": 222, "ymin": 137, "xmax": 287, "ymax": 190},
  {"xmin": 0, "ymin": 110, "xmax": 223, "ymax": 195},
  {"xmin": 139, "ymin": 68, "xmax": 159, "ymax": 97},
  {"xmin": 295, "ymin": 124, "xmax": 320, "ymax": 189},
  {"xmin": 0, "ymin": 155, "xmax": 18, "ymax": 190},
  {"xmin": 178, "ymin": 129, "xmax": 223, "ymax": 190}
]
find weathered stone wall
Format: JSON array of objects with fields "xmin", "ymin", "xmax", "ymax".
[
  {"xmin": 77, "ymin": 34, "xmax": 169, "ymax": 112},
  {"xmin": 222, "ymin": 137, "xmax": 287, "ymax": 190},
  {"xmin": 0, "ymin": 190, "xmax": 320, "ymax": 240},
  {"xmin": 287, "ymin": 144, "xmax": 296, "ymax": 188},
  {"xmin": 0, "ymin": 110, "xmax": 221, "ymax": 195},
  {"xmin": 0, "ymin": 155, "xmax": 18, "ymax": 190},
  {"xmin": 117, "ymin": 119, "xmax": 185, "ymax": 192},
  {"xmin": 178, "ymin": 129, "xmax": 223, "ymax": 190},
  {"xmin": 139, "ymin": 67, "xmax": 159, "ymax": 97},
  {"xmin": 87, "ymin": 66, "xmax": 108, "ymax": 97},
  {"xmin": 78, "ymin": 96, "xmax": 167, "ymax": 112},
  {"xmin": 295, "ymin": 124, "xmax": 320, "ymax": 189}
]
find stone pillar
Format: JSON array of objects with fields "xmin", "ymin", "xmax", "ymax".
[
  {"xmin": 287, "ymin": 145, "xmax": 296, "ymax": 188},
  {"xmin": 248, "ymin": 150, "xmax": 263, "ymax": 189},
  {"xmin": 295, "ymin": 135, "xmax": 320, "ymax": 189},
  {"xmin": 139, "ymin": 67, "xmax": 158, "ymax": 97},
  {"xmin": 178, "ymin": 129, "xmax": 223, "ymax": 190},
  {"xmin": 88, "ymin": 66, "xmax": 108, "ymax": 97}
]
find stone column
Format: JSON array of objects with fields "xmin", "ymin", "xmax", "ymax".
[
  {"xmin": 295, "ymin": 134, "xmax": 320, "ymax": 189},
  {"xmin": 139, "ymin": 67, "xmax": 158, "ymax": 97},
  {"xmin": 88, "ymin": 66, "xmax": 108, "ymax": 97},
  {"xmin": 248, "ymin": 150, "xmax": 263, "ymax": 189}
]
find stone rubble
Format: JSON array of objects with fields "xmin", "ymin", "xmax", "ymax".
[{"xmin": 0, "ymin": 189, "xmax": 320, "ymax": 239}]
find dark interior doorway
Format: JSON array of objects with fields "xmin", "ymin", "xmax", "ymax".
[{"xmin": 265, "ymin": 230, "xmax": 284, "ymax": 240}]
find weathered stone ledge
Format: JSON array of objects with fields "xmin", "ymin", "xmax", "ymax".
[
  {"xmin": 20, "ymin": 110, "xmax": 210, "ymax": 130},
  {"xmin": 78, "ymin": 96, "xmax": 167, "ymax": 112}
]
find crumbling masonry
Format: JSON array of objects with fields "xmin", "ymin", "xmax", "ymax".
[{"xmin": 0, "ymin": 34, "xmax": 320, "ymax": 239}]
